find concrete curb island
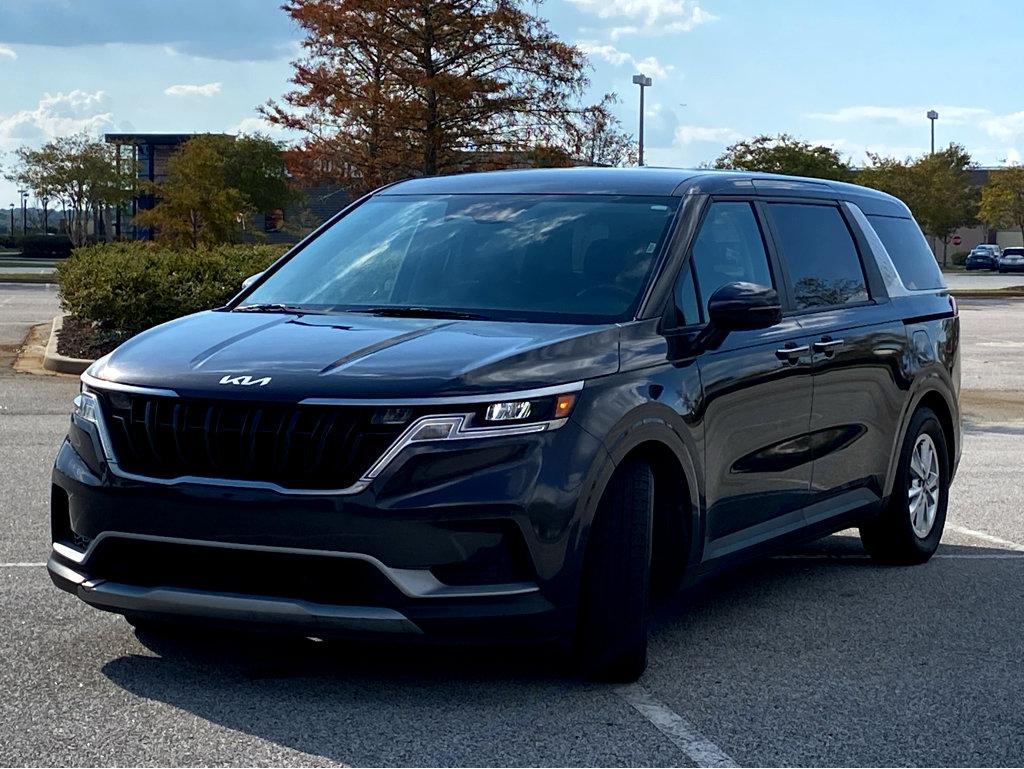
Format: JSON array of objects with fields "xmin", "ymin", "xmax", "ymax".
[{"xmin": 42, "ymin": 315, "xmax": 91, "ymax": 375}]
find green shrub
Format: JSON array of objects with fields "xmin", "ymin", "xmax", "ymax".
[
  {"xmin": 58, "ymin": 242, "xmax": 287, "ymax": 335},
  {"xmin": 950, "ymin": 250, "xmax": 970, "ymax": 266},
  {"xmin": 15, "ymin": 234, "xmax": 73, "ymax": 258}
]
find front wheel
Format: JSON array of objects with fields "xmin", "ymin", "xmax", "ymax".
[
  {"xmin": 860, "ymin": 407, "xmax": 949, "ymax": 564},
  {"xmin": 573, "ymin": 458, "xmax": 653, "ymax": 682}
]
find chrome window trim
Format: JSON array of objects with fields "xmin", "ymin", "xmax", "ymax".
[
  {"xmin": 78, "ymin": 383, "xmax": 573, "ymax": 495},
  {"xmin": 53, "ymin": 533, "xmax": 540, "ymax": 599}
]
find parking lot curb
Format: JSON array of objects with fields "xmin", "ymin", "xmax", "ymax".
[{"xmin": 42, "ymin": 315, "xmax": 92, "ymax": 375}]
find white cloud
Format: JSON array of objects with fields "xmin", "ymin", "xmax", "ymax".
[
  {"xmin": 807, "ymin": 105, "xmax": 990, "ymax": 126},
  {"xmin": 0, "ymin": 90, "xmax": 114, "ymax": 146},
  {"xmin": 0, "ymin": 45, "xmax": 16, "ymax": 60},
  {"xmin": 164, "ymin": 82, "xmax": 221, "ymax": 97},
  {"xmin": 1006, "ymin": 148, "xmax": 1022, "ymax": 164},
  {"xmin": 813, "ymin": 106, "xmax": 1024, "ymax": 145},
  {"xmin": 577, "ymin": 42, "xmax": 672, "ymax": 79},
  {"xmin": 981, "ymin": 111, "xmax": 1024, "ymax": 141},
  {"xmin": 674, "ymin": 125, "xmax": 742, "ymax": 145},
  {"xmin": 229, "ymin": 116, "xmax": 291, "ymax": 137},
  {"xmin": 568, "ymin": 0, "xmax": 716, "ymax": 38}
]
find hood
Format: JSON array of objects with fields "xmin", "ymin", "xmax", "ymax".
[{"xmin": 89, "ymin": 310, "xmax": 621, "ymax": 400}]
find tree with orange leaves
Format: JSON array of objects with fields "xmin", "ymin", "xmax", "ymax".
[{"xmin": 261, "ymin": 0, "xmax": 633, "ymax": 193}]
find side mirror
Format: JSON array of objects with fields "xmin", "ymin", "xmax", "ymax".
[
  {"xmin": 707, "ymin": 282, "xmax": 781, "ymax": 331},
  {"xmin": 241, "ymin": 272, "xmax": 263, "ymax": 290}
]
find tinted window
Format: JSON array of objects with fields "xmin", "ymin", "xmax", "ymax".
[
  {"xmin": 688, "ymin": 202, "xmax": 773, "ymax": 315},
  {"xmin": 246, "ymin": 194, "xmax": 679, "ymax": 324},
  {"xmin": 673, "ymin": 261, "xmax": 701, "ymax": 326},
  {"xmin": 769, "ymin": 204, "xmax": 868, "ymax": 309},
  {"xmin": 866, "ymin": 215, "xmax": 944, "ymax": 290}
]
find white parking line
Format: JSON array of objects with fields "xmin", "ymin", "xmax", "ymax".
[
  {"xmin": 934, "ymin": 553, "xmax": 1024, "ymax": 559},
  {"xmin": 1, "ymin": 562, "xmax": 46, "ymax": 567},
  {"xmin": 616, "ymin": 684, "xmax": 738, "ymax": 768},
  {"xmin": 946, "ymin": 524, "xmax": 1024, "ymax": 552}
]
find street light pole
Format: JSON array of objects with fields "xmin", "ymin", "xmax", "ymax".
[
  {"xmin": 632, "ymin": 73, "xmax": 652, "ymax": 166},
  {"xmin": 927, "ymin": 110, "xmax": 939, "ymax": 154},
  {"xmin": 19, "ymin": 190, "xmax": 28, "ymax": 235}
]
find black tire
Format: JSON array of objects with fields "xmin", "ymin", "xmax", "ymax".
[
  {"xmin": 574, "ymin": 458, "xmax": 653, "ymax": 682},
  {"xmin": 860, "ymin": 407, "xmax": 949, "ymax": 564}
]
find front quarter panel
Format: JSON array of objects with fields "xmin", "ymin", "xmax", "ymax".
[{"xmin": 569, "ymin": 319, "xmax": 705, "ymax": 575}]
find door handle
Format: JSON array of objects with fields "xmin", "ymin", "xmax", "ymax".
[
  {"xmin": 813, "ymin": 338, "xmax": 845, "ymax": 353},
  {"xmin": 775, "ymin": 344, "xmax": 809, "ymax": 362}
]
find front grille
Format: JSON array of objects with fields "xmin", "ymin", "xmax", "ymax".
[{"xmin": 98, "ymin": 392, "xmax": 417, "ymax": 490}]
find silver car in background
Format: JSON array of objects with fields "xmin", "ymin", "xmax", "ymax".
[{"xmin": 998, "ymin": 247, "xmax": 1024, "ymax": 274}]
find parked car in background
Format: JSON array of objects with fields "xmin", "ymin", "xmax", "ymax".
[
  {"xmin": 998, "ymin": 247, "xmax": 1024, "ymax": 273},
  {"xmin": 49, "ymin": 168, "xmax": 961, "ymax": 681},
  {"xmin": 965, "ymin": 244, "xmax": 1001, "ymax": 271}
]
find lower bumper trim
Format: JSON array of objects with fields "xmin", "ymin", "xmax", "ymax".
[{"xmin": 77, "ymin": 579, "xmax": 423, "ymax": 635}]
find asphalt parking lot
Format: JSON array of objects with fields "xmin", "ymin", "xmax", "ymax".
[{"xmin": 2, "ymin": 285, "xmax": 1023, "ymax": 766}]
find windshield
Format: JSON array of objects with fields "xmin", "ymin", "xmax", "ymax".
[{"xmin": 242, "ymin": 194, "xmax": 679, "ymax": 323}]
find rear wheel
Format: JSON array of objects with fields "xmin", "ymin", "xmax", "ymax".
[
  {"xmin": 573, "ymin": 458, "xmax": 653, "ymax": 682},
  {"xmin": 860, "ymin": 407, "xmax": 949, "ymax": 564}
]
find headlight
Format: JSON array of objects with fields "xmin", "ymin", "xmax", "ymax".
[
  {"xmin": 72, "ymin": 391, "xmax": 100, "ymax": 424},
  {"xmin": 481, "ymin": 393, "xmax": 577, "ymax": 423},
  {"xmin": 485, "ymin": 401, "xmax": 532, "ymax": 421}
]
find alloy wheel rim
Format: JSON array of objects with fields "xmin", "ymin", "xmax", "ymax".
[{"xmin": 908, "ymin": 433, "xmax": 940, "ymax": 538}]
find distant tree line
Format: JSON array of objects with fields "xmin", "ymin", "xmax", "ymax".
[{"xmin": 713, "ymin": 133, "xmax": 1007, "ymax": 266}]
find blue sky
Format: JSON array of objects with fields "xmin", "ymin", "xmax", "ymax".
[{"xmin": 1, "ymin": 0, "xmax": 1022, "ymax": 205}]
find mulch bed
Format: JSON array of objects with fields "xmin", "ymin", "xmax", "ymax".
[{"xmin": 57, "ymin": 316, "xmax": 131, "ymax": 360}]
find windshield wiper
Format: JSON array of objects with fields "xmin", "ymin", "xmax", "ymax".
[
  {"xmin": 233, "ymin": 303, "xmax": 310, "ymax": 314},
  {"xmin": 346, "ymin": 306, "xmax": 490, "ymax": 320}
]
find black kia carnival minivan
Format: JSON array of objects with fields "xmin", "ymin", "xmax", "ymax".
[{"xmin": 49, "ymin": 168, "xmax": 960, "ymax": 681}]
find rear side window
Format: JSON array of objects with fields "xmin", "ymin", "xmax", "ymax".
[
  {"xmin": 866, "ymin": 215, "xmax": 944, "ymax": 290},
  {"xmin": 768, "ymin": 203, "xmax": 869, "ymax": 310}
]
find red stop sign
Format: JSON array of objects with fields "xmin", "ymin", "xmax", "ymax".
[{"xmin": 952, "ymin": 235, "xmax": 962, "ymax": 246}]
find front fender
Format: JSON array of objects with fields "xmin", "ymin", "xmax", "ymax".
[{"xmin": 565, "ymin": 368, "xmax": 705, "ymax": 591}]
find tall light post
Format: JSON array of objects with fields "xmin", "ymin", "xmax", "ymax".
[
  {"xmin": 927, "ymin": 110, "xmax": 939, "ymax": 154},
  {"xmin": 632, "ymin": 73, "xmax": 652, "ymax": 166},
  {"xmin": 18, "ymin": 190, "xmax": 28, "ymax": 235}
]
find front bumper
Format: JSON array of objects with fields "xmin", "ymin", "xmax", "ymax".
[
  {"xmin": 999, "ymin": 261, "xmax": 1024, "ymax": 272},
  {"xmin": 49, "ymin": 403, "xmax": 606, "ymax": 640},
  {"xmin": 47, "ymin": 538, "xmax": 558, "ymax": 640}
]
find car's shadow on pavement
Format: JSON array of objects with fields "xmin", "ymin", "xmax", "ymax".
[{"xmin": 99, "ymin": 535, "xmax": 1024, "ymax": 766}]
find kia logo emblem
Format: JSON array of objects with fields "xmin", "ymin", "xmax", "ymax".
[{"xmin": 219, "ymin": 374, "xmax": 272, "ymax": 387}]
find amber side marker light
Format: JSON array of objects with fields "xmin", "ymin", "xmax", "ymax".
[{"xmin": 555, "ymin": 393, "xmax": 577, "ymax": 418}]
